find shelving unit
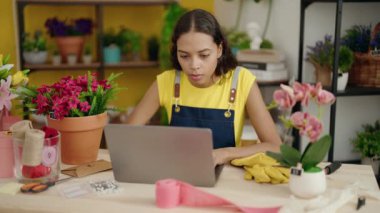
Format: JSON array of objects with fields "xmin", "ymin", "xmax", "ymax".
[
  {"xmin": 15, "ymin": 0, "xmax": 176, "ymax": 79},
  {"xmin": 297, "ymin": 0, "xmax": 380, "ymax": 161}
]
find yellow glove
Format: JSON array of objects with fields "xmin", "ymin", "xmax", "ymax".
[{"xmin": 231, "ymin": 153, "xmax": 290, "ymax": 184}]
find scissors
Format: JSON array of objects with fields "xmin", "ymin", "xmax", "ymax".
[{"xmin": 20, "ymin": 177, "xmax": 72, "ymax": 193}]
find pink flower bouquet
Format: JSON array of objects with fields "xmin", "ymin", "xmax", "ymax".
[
  {"xmin": 267, "ymin": 81, "xmax": 336, "ymax": 171},
  {"xmin": 18, "ymin": 72, "xmax": 121, "ymax": 120}
]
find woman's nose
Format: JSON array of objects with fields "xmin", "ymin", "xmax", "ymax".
[{"xmin": 190, "ymin": 57, "xmax": 201, "ymax": 70}]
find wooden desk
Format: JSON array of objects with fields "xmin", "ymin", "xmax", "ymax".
[{"xmin": 0, "ymin": 149, "xmax": 379, "ymax": 213}]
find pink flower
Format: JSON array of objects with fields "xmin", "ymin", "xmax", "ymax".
[
  {"xmin": 273, "ymin": 85, "xmax": 296, "ymax": 109},
  {"xmin": 304, "ymin": 115, "xmax": 323, "ymax": 142},
  {"xmin": 290, "ymin": 112, "xmax": 306, "ymax": 129},
  {"xmin": 316, "ymin": 90, "xmax": 335, "ymax": 105},
  {"xmin": 0, "ymin": 76, "xmax": 18, "ymax": 111},
  {"xmin": 293, "ymin": 82, "xmax": 310, "ymax": 106}
]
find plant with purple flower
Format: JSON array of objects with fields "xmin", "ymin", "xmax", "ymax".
[
  {"xmin": 306, "ymin": 34, "xmax": 334, "ymax": 67},
  {"xmin": 45, "ymin": 17, "xmax": 93, "ymax": 37},
  {"xmin": 341, "ymin": 25, "xmax": 372, "ymax": 53}
]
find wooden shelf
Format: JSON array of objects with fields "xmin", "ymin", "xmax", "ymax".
[
  {"xmin": 25, "ymin": 62, "xmax": 101, "ymax": 70},
  {"xmin": 105, "ymin": 61, "xmax": 158, "ymax": 68},
  {"xmin": 16, "ymin": 0, "xmax": 177, "ymax": 5}
]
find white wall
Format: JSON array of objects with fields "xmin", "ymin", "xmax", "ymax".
[{"xmin": 215, "ymin": 0, "xmax": 380, "ymax": 161}]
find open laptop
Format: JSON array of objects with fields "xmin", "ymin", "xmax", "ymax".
[{"xmin": 104, "ymin": 124, "xmax": 223, "ymax": 187}]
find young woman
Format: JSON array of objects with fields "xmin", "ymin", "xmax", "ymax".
[{"xmin": 127, "ymin": 9, "xmax": 281, "ymax": 165}]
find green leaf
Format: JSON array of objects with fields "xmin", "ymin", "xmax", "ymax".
[
  {"xmin": 301, "ymin": 135, "xmax": 331, "ymax": 171},
  {"xmin": 266, "ymin": 151, "xmax": 292, "ymax": 168},
  {"xmin": 3, "ymin": 54, "xmax": 10, "ymax": 64},
  {"xmin": 280, "ymin": 144, "xmax": 301, "ymax": 167}
]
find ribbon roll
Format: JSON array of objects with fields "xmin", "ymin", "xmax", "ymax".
[
  {"xmin": 10, "ymin": 120, "xmax": 33, "ymax": 143},
  {"xmin": 21, "ymin": 129, "xmax": 45, "ymax": 166},
  {"xmin": 156, "ymin": 179, "xmax": 280, "ymax": 213}
]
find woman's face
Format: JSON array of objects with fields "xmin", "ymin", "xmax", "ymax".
[{"xmin": 177, "ymin": 31, "xmax": 222, "ymax": 88}]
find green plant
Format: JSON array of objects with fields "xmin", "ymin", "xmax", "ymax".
[
  {"xmin": 84, "ymin": 44, "xmax": 92, "ymax": 55},
  {"xmin": 260, "ymin": 38, "xmax": 273, "ymax": 49},
  {"xmin": 329, "ymin": 45, "xmax": 354, "ymax": 73},
  {"xmin": 307, "ymin": 34, "xmax": 334, "ymax": 68},
  {"xmin": 159, "ymin": 3, "xmax": 187, "ymax": 70},
  {"xmin": 22, "ymin": 31, "xmax": 47, "ymax": 52},
  {"xmin": 147, "ymin": 36, "xmax": 159, "ymax": 61},
  {"xmin": 119, "ymin": 28, "xmax": 142, "ymax": 54},
  {"xmin": 341, "ymin": 25, "xmax": 372, "ymax": 53},
  {"xmin": 226, "ymin": 31, "xmax": 251, "ymax": 50},
  {"xmin": 103, "ymin": 29, "xmax": 123, "ymax": 47},
  {"xmin": 352, "ymin": 120, "xmax": 380, "ymax": 158}
]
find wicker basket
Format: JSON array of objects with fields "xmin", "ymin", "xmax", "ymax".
[{"xmin": 348, "ymin": 52, "xmax": 380, "ymax": 87}]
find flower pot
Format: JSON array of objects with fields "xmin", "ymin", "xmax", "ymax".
[
  {"xmin": 313, "ymin": 64, "xmax": 331, "ymax": 87},
  {"xmin": 23, "ymin": 51, "xmax": 48, "ymax": 64},
  {"xmin": 362, "ymin": 157, "xmax": 379, "ymax": 176},
  {"xmin": 55, "ymin": 36, "xmax": 85, "ymax": 63},
  {"xmin": 46, "ymin": 112, "xmax": 107, "ymax": 165},
  {"xmin": 82, "ymin": 55, "xmax": 92, "ymax": 65},
  {"xmin": 103, "ymin": 45, "xmax": 121, "ymax": 64},
  {"xmin": 67, "ymin": 54, "xmax": 78, "ymax": 65},
  {"xmin": 337, "ymin": 72, "xmax": 349, "ymax": 91},
  {"xmin": 289, "ymin": 168, "xmax": 326, "ymax": 199},
  {"xmin": 52, "ymin": 55, "xmax": 61, "ymax": 65}
]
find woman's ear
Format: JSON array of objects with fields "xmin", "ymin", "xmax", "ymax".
[{"xmin": 217, "ymin": 43, "xmax": 223, "ymax": 58}]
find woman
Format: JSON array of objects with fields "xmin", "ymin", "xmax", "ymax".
[{"xmin": 127, "ymin": 9, "xmax": 281, "ymax": 165}]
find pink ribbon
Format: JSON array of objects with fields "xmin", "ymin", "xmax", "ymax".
[{"xmin": 156, "ymin": 179, "xmax": 280, "ymax": 213}]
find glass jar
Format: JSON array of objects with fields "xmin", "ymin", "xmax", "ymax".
[{"xmin": 13, "ymin": 133, "xmax": 60, "ymax": 183}]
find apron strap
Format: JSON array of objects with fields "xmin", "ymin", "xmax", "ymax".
[
  {"xmin": 228, "ymin": 66, "xmax": 241, "ymax": 104},
  {"xmin": 174, "ymin": 70, "xmax": 181, "ymax": 98}
]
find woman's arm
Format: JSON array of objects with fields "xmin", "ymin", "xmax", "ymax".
[
  {"xmin": 213, "ymin": 82, "xmax": 282, "ymax": 165},
  {"xmin": 126, "ymin": 81, "xmax": 161, "ymax": 125}
]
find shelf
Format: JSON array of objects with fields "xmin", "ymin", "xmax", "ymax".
[
  {"xmin": 25, "ymin": 62, "xmax": 101, "ymax": 70},
  {"xmin": 105, "ymin": 61, "xmax": 158, "ymax": 68},
  {"xmin": 16, "ymin": 0, "xmax": 177, "ymax": 5},
  {"xmin": 336, "ymin": 86, "xmax": 380, "ymax": 96}
]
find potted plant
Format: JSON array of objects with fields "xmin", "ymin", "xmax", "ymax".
[
  {"xmin": 226, "ymin": 30, "xmax": 251, "ymax": 55},
  {"xmin": 119, "ymin": 28, "xmax": 142, "ymax": 61},
  {"xmin": 306, "ymin": 34, "xmax": 334, "ymax": 87},
  {"xmin": 352, "ymin": 120, "xmax": 380, "ymax": 176},
  {"xmin": 22, "ymin": 31, "xmax": 48, "ymax": 64},
  {"xmin": 147, "ymin": 36, "xmax": 159, "ymax": 61},
  {"xmin": 102, "ymin": 29, "xmax": 122, "ymax": 64},
  {"xmin": 267, "ymin": 81, "xmax": 336, "ymax": 198},
  {"xmin": 82, "ymin": 43, "xmax": 92, "ymax": 65},
  {"xmin": 329, "ymin": 45, "xmax": 354, "ymax": 91},
  {"xmin": 45, "ymin": 17, "xmax": 93, "ymax": 63},
  {"xmin": 17, "ymin": 72, "xmax": 122, "ymax": 165},
  {"xmin": 51, "ymin": 48, "xmax": 61, "ymax": 65}
]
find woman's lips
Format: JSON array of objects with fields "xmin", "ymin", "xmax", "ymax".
[{"xmin": 189, "ymin": 74, "xmax": 202, "ymax": 82}]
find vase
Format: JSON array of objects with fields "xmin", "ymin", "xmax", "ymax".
[
  {"xmin": 46, "ymin": 112, "xmax": 107, "ymax": 165},
  {"xmin": 23, "ymin": 51, "xmax": 48, "ymax": 64},
  {"xmin": 337, "ymin": 72, "xmax": 349, "ymax": 91},
  {"xmin": 289, "ymin": 168, "xmax": 326, "ymax": 199},
  {"xmin": 103, "ymin": 45, "xmax": 121, "ymax": 64},
  {"xmin": 313, "ymin": 63, "xmax": 331, "ymax": 87},
  {"xmin": 55, "ymin": 36, "xmax": 85, "ymax": 63}
]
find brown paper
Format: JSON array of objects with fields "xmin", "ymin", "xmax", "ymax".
[{"xmin": 61, "ymin": 160, "xmax": 112, "ymax": 178}]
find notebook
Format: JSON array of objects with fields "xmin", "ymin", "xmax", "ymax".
[{"xmin": 104, "ymin": 124, "xmax": 223, "ymax": 187}]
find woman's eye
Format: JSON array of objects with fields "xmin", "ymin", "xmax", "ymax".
[
  {"xmin": 200, "ymin": 54, "xmax": 209, "ymax": 59},
  {"xmin": 179, "ymin": 55, "xmax": 188, "ymax": 59}
]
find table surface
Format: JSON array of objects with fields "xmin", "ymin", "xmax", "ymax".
[{"xmin": 0, "ymin": 149, "xmax": 379, "ymax": 213}]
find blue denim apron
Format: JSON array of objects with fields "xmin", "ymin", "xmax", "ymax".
[{"xmin": 170, "ymin": 67, "xmax": 241, "ymax": 149}]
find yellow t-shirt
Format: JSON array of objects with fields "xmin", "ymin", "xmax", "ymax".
[{"xmin": 156, "ymin": 67, "xmax": 256, "ymax": 147}]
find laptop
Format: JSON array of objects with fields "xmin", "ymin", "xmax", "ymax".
[{"xmin": 104, "ymin": 124, "xmax": 223, "ymax": 187}]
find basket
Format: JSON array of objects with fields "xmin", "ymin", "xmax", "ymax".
[{"xmin": 348, "ymin": 52, "xmax": 380, "ymax": 87}]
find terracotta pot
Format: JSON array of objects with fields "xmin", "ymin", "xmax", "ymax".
[
  {"xmin": 315, "ymin": 64, "xmax": 332, "ymax": 87},
  {"xmin": 47, "ymin": 112, "xmax": 107, "ymax": 165},
  {"xmin": 55, "ymin": 36, "xmax": 85, "ymax": 63}
]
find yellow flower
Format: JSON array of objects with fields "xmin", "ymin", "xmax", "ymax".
[{"xmin": 12, "ymin": 70, "xmax": 29, "ymax": 86}]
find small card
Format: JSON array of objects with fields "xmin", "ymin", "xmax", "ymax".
[
  {"xmin": 290, "ymin": 167, "xmax": 302, "ymax": 176},
  {"xmin": 61, "ymin": 160, "xmax": 112, "ymax": 178}
]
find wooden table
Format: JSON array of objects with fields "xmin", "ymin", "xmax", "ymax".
[{"xmin": 0, "ymin": 149, "xmax": 379, "ymax": 213}]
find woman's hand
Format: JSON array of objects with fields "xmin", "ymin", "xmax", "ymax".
[{"xmin": 212, "ymin": 148, "xmax": 233, "ymax": 166}]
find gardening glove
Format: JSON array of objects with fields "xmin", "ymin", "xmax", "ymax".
[{"xmin": 231, "ymin": 153, "xmax": 290, "ymax": 184}]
